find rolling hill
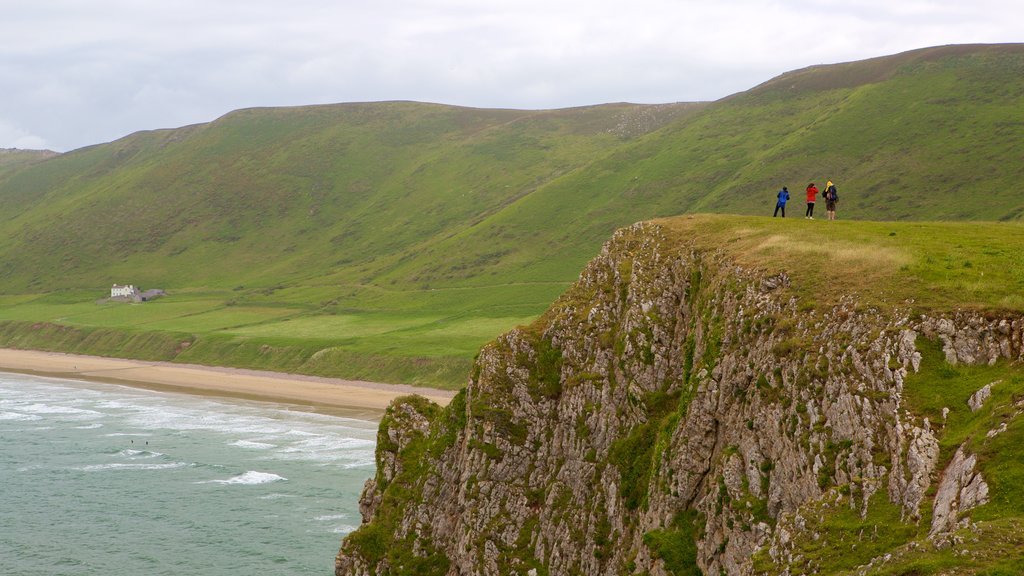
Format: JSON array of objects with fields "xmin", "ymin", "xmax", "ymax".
[{"xmin": 0, "ymin": 43, "xmax": 1021, "ymax": 387}]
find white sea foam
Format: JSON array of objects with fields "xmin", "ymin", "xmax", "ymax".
[
  {"xmin": 0, "ymin": 411, "xmax": 41, "ymax": 421},
  {"xmin": 229, "ymin": 440, "xmax": 276, "ymax": 450},
  {"xmin": 116, "ymin": 449, "xmax": 163, "ymax": 459},
  {"xmin": 274, "ymin": 434, "xmax": 376, "ymax": 464},
  {"xmin": 76, "ymin": 462, "xmax": 190, "ymax": 472},
  {"xmin": 197, "ymin": 471, "xmax": 287, "ymax": 485},
  {"xmin": 332, "ymin": 525, "xmax": 360, "ymax": 535},
  {"xmin": 75, "ymin": 423, "xmax": 104, "ymax": 430},
  {"xmin": 16, "ymin": 403, "xmax": 103, "ymax": 419},
  {"xmin": 118, "ymin": 404, "xmax": 302, "ymax": 438},
  {"xmin": 257, "ymin": 493, "xmax": 296, "ymax": 500},
  {"xmin": 314, "ymin": 514, "xmax": 349, "ymax": 522},
  {"xmin": 341, "ymin": 456, "xmax": 377, "ymax": 469}
]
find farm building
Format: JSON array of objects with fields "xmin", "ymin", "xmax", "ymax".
[
  {"xmin": 110, "ymin": 284, "xmax": 165, "ymax": 302},
  {"xmin": 111, "ymin": 284, "xmax": 140, "ymax": 299}
]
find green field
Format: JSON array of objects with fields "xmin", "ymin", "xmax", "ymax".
[
  {"xmin": 3, "ymin": 215, "xmax": 1023, "ymax": 389},
  {"xmin": 0, "ymin": 281, "xmax": 565, "ymax": 388},
  {"xmin": 0, "ymin": 44, "xmax": 1022, "ymax": 387}
]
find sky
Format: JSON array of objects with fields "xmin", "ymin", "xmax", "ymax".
[{"xmin": 2, "ymin": 0, "xmax": 1021, "ymax": 152}]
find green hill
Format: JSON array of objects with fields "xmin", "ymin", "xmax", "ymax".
[
  {"xmin": 0, "ymin": 148, "xmax": 58, "ymax": 179},
  {"xmin": 0, "ymin": 44, "xmax": 1021, "ymax": 387}
]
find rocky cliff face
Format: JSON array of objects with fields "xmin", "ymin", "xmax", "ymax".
[{"xmin": 336, "ymin": 221, "xmax": 1023, "ymax": 575}]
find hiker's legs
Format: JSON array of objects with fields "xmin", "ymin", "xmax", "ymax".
[
  {"xmin": 806, "ymin": 203, "xmax": 814, "ymax": 218},
  {"xmin": 774, "ymin": 204, "xmax": 780, "ymax": 217}
]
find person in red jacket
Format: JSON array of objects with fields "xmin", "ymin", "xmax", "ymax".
[{"xmin": 805, "ymin": 183, "xmax": 819, "ymax": 219}]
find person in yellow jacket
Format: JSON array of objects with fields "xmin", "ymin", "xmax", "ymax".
[{"xmin": 823, "ymin": 180, "xmax": 839, "ymax": 220}]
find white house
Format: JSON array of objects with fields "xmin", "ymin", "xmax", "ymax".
[{"xmin": 111, "ymin": 284, "xmax": 140, "ymax": 299}]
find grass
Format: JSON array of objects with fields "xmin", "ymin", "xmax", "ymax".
[
  {"xmin": 751, "ymin": 333, "xmax": 1024, "ymax": 575},
  {"xmin": 903, "ymin": 339, "xmax": 1024, "ymax": 522},
  {"xmin": 643, "ymin": 511, "xmax": 703, "ymax": 576},
  {"xmin": 657, "ymin": 216, "xmax": 1024, "ymax": 313}
]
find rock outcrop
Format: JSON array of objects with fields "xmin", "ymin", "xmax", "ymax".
[
  {"xmin": 929, "ymin": 445, "xmax": 989, "ymax": 539},
  {"xmin": 336, "ymin": 221, "xmax": 1021, "ymax": 575}
]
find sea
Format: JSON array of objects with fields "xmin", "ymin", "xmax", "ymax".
[{"xmin": 0, "ymin": 371, "xmax": 379, "ymax": 575}]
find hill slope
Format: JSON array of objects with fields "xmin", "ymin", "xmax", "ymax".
[
  {"xmin": 0, "ymin": 44, "xmax": 1021, "ymax": 386},
  {"xmin": 0, "ymin": 148, "xmax": 59, "ymax": 179},
  {"xmin": 0, "ymin": 102, "xmax": 699, "ymax": 292}
]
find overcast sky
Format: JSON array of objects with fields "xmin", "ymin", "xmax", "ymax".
[{"xmin": 2, "ymin": 0, "xmax": 1020, "ymax": 152}]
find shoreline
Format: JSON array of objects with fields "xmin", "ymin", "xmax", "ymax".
[{"xmin": 0, "ymin": 348, "xmax": 456, "ymax": 419}]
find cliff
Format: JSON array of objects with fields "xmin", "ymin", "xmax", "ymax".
[{"xmin": 336, "ymin": 216, "xmax": 1024, "ymax": 575}]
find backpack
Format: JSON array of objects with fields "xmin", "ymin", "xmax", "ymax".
[{"xmin": 827, "ymin": 185, "xmax": 838, "ymax": 201}]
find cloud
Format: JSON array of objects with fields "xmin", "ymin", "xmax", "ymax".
[
  {"xmin": 1, "ymin": 0, "xmax": 1022, "ymax": 151},
  {"xmin": 0, "ymin": 119, "xmax": 50, "ymax": 151}
]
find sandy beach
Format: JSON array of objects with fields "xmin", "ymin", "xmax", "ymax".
[{"xmin": 0, "ymin": 348, "xmax": 455, "ymax": 417}]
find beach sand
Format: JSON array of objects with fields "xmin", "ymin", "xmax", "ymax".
[{"xmin": 0, "ymin": 348, "xmax": 455, "ymax": 418}]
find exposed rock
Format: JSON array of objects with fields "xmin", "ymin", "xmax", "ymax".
[
  {"xmin": 336, "ymin": 222, "xmax": 1016, "ymax": 576},
  {"xmin": 968, "ymin": 381, "xmax": 997, "ymax": 412},
  {"xmin": 902, "ymin": 425, "xmax": 939, "ymax": 520},
  {"xmin": 930, "ymin": 445, "xmax": 990, "ymax": 539}
]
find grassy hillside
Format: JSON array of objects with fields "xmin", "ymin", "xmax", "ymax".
[
  {"xmin": 324, "ymin": 44, "xmax": 1024, "ymax": 299},
  {"xmin": 0, "ymin": 44, "xmax": 1021, "ymax": 386},
  {"xmin": 0, "ymin": 148, "xmax": 59, "ymax": 179}
]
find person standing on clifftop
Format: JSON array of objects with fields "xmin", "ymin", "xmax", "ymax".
[
  {"xmin": 773, "ymin": 186, "xmax": 790, "ymax": 217},
  {"xmin": 805, "ymin": 183, "xmax": 819, "ymax": 219},
  {"xmin": 823, "ymin": 180, "xmax": 839, "ymax": 220}
]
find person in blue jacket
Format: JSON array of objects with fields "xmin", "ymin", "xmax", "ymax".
[{"xmin": 773, "ymin": 186, "xmax": 790, "ymax": 217}]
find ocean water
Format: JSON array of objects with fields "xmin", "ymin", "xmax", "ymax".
[{"xmin": 0, "ymin": 371, "xmax": 378, "ymax": 575}]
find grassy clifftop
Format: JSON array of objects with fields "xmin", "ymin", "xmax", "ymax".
[{"xmin": 657, "ymin": 215, "xmax": 1024, "ymax": 313}]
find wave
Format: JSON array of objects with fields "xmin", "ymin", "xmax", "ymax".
[
  {"xmin": 16, "ymin": 403, "xmax": 103, "ymax": 419},
  {"xmin": 0, "ymin": 411, "xmax": 42, "ymax": 422},
  {"xmin": 257, "ymin": 492, "xmax": 296, "ymax": 500},
  {"xmin": 116, "ymin": 449, "xmax": 163, "ymax": 459},
  {"xmin": 274, "ymin": 435, "xmax": 376, "ymax": 464},
  {"xmin": 228, "ymin": 440, "xmax": 276, "ymax": 450},
  {"xmin": 196, "ymin": 471, "xmax": 287, "ymax": 486},
  {"xmin": 314, "ymin": 514, "xmax": 350, "ymax": 522},
  {"xmin": 76, "ymin": 462, "xmax": 190, "ymax": 472}
]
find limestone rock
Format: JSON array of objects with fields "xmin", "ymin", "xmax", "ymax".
[
  {"xmin": 336, "ymin": 222, "xmax": 1015, "ymax": 576},
  {"xmin": 930, "ymin": 445, "xmax": 990, "ymax": 538},
  {"xmin": 968, "ymin": 382, "xmax": 996, "ymax": 412}
]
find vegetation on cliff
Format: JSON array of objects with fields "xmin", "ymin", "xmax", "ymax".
[
  {"xmin": 0, "ymin": 44, "xmax": 1022, "ymax": 386},
  {"xmin": 337, "ymin": 215, "xmax": 1024, "ymax": 575}
]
